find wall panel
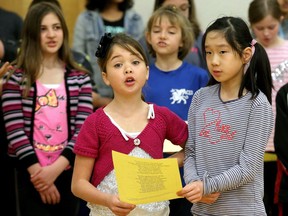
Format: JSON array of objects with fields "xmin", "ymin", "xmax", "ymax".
[{"xmin": 0, "ymin": 0, "xmax": 86, "ymax": 45}]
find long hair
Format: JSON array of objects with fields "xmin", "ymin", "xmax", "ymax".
[
  {"xmin": 153, "ymin": 0, "xmax": 201, "ymax": 38},
  {"xmin": 13, "ymin": 2, "xmax": 83, "ymax": 97},
  {"xmin": 146, "ymin": 5, "xmax": 194, "ymax": 60},
  {"xmin": 202, "ymin": 16, "xmax": 273, "ymax": 103},
  {"xmin": 85, "ymin": 0, "xmax": 133, "ymax": 11}
]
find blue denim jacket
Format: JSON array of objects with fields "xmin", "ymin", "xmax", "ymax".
[
  {"xmin": 73, "ymin": 9, "xmax": 144, "ymax": 98},
  {"xmin": 279, "ymin": 19, "xmax": 288, "ymax": 40}
]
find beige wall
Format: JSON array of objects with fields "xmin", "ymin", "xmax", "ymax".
[
  {"xmin": 1, "ymin": 0, "xmax": 253, "ymax": 44},
  {"xmin": 133, "ymin": 0, "xmax": 253, "ymax": 32},
  {"xmin": 0, "ymin": 0, "xmax": 86, "ymax": 45}
]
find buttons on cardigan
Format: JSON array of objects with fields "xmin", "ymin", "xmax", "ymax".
[{"xmin": 134, "ymin": 138, "xmax": 141, "ymax": 146}]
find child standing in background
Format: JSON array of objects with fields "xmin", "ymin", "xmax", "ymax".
[
  {"xmin": 1, "ymin": 3, "xmax": 93, "ymax": 216},
  {"xmin": 0, "ymin": 61, "xmax": 17, "ymax": 216},
  {"xmin": 178, "ymin": 16, "xmax": 274, "ymax": 215},
  {"xmin": 274, "ymin": 81, "xmax": 288, "ymax": 216},
  {"xmin": 143, "ymin": 6, "xmax": 209, "ymax": 215},
  {"xmin": 139, "ymin": 0, "xmax": 206, "ymax": 70},
  {"xmin": 249, "ymin": 1, "xmax": 288, "ymax": 213},
  {"xmin": 71, "ymin": 33, "xmax": 188, "ymax": 216},
  {"xmin": 249, "ymin": 0, "xmax": 288, "ymax": 72},
  {"xmin": 73, "ymin": 0, "xmax": 144, "ymax": 103},
  {"xmin": 143, "ymin": 5, "xmax": 208, "ymax": 120}
]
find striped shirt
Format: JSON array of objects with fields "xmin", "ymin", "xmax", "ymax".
[
  {"xmin": 184, "ymin": 84, "xmax": 273, "ymax": 216},
  {"xmin": 1, "ymin": 67, "xmax": 93, "ymax": 169},
  {"xmin": 265, "ymin": 40, "xmax": 288, "ymax": 71}
]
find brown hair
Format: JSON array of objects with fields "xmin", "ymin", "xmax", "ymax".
[
  {"xmin": 13, "ymin": 2, "xmax": 85, "ymax": 97},
  {"xmin": 249, "ymin": 0, "xmax": 282, "ymax": 24},
  {"xmin": 154, "ymin": 0, "xmax": 201, "ymax": 38},
  {"xmin": 29, "ymin": 0, "xmax": 62, "ymax": 9},
  {"xmin": 145, "ymin": 5, "xmax": 194, "ymax": 60}
]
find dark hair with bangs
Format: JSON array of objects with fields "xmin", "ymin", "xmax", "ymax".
[
  {"xmin": 202, "ymin": 16, "xmax": 273, "ymax": 103},
  {"xmin": 97, "ymin": 33, "xmax": 148, "ymax": 73}
]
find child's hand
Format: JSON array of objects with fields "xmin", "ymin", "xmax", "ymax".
[
  {"xmin": 31, "ymin": 165, "xmax": 58, "ymax": 192},
  {"xmin": 107, "ymin": 195, "xmax": 136, "ymax": 216},
  {"xmin": 39, "ymin": 183, "xmax": 60, "ymax": 205},
  {"xmin": 177, "ymin": 180, "xmax": 204, "ymax": 203},
  {"xmin": 0, "ymin": 61, "xmax": 10, "ymax": 78}
]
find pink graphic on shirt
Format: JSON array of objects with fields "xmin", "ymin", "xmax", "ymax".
[
  {"xmin": 34, "ymin": 82, "xmax": 68, "ymax": 167},
  {"xmin": 35, "ymin": 89, "xmax": 58, "ymax": 112},
  {"xmin": 199, "ymin": 108, "xmax": 237, "ymax": 144}
]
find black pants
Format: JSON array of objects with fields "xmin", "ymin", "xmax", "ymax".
[
  {"xmin": 0, "ymin": 155, "xmax": 18, "ymax": 216},
  {"xmin": 264, "ymin": 161, "xmax": 278, "ymax": 216},
  {"xmin": 17, "ymin": 167, "xmax": 80, "ymax": 216},
  {"xmin": 169, "ymin": 197, "xmax": 192, "ymax": 216}
]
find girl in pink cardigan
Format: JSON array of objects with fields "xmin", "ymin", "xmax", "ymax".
[{"xmin": 71, "ymin": 33, "xmax": 188, "ymax": 216}]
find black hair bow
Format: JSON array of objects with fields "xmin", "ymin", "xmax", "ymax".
[{"xmin": 95, "ymin": 33, "xmax": 113, "ymax": 58}]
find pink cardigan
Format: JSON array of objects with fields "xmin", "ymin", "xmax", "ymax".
[{"xmin": 74, "ymin": 104, "xmax": 188, "ymax": 186}]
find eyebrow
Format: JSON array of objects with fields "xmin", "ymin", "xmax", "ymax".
[
  {"xmin": 110, "ymin": 53, "xmax": 139, "ymax": 61},
  {"xmin": 41, "ymin": 22, "xmax": 61, "ymax": 26},
  {"xmin": 205, "ymin": 44, "xmax": 230, "ymax": 49},
  {"xmin": 152, "ymin": 24, "xmax": 178, "ymax": 29},
  {"xmin": 110, "ymin": 54, "xmax": 122, "ymax": 61}
]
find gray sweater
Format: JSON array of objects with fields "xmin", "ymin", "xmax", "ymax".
[{"xmin": 184, "ymin": 84, "xmax": 273, "ymax": 216}]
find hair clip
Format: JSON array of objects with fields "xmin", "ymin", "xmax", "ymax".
[
  {"xmin": 171, "ymin": 5, "xmax": 178, "ymax": 11},
  {"xmin": 166, "ymin": 4, "xmax": 178, "ymax": 12},
  {"xmin": 250, "ymin": 39, "xmax": 257, "ymax": 47},
  {"xmin": 95, "ymin": 33, "xmax": 113, "ymax": 58},
  {"xmin": 244, "ymin": 39, "xmax": 258, "ymax": 74}
]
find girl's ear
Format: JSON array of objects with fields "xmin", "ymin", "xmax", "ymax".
[
  {"xmin": 242, "ymin": 47, "xmax": 253, "ymax": 64},
  {"xmin": 102, "ymin": 72, "xmax": 110, "ymax": 86}
]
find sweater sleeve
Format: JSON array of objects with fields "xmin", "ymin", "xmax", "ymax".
[
  {"xmin": 73, "ymin": 112, "xmax": 99, "ymax": 158},
  {"xmin": 184, "ymin": 90, "xmax": 201, "ymax": 184},
  {"xmin": 2, "ymin": 71, "xmax": 39, "ymax": 168},
  {"xmin": 61, "ymin": 72, "xmax": 93, "ymax": 166},
  {"xmin": 163, "ymin": 106, "xmax": 188, "ymax": 146}
]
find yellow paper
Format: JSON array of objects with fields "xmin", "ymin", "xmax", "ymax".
[{"xmin": 112, "ymin": 150, "xmax": 182, "ymax": 205}]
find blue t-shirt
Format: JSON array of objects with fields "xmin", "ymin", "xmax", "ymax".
[{"xmin": 143, "ymin": 61, "xmax": 209, "ymax": 120}]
